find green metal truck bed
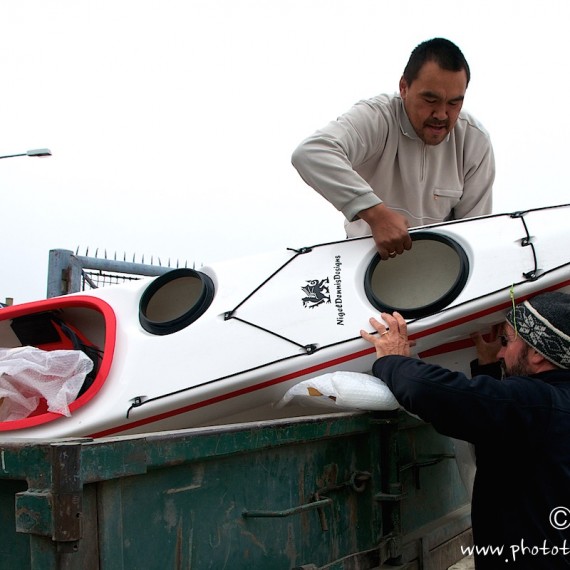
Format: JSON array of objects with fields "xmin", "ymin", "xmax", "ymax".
[{"xmin": 0, "ymin": 411, "xmax": 471, "ymax": 569}]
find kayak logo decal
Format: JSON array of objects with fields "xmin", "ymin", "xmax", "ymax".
[
  {"xmin": 334, "ymin": 255, "xmax": 345, "ymax": 325},
  {"xmin": 301, "ymin": 278, "xmax": 331, "ymax": 308}
]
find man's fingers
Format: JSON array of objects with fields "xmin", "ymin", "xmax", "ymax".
[
  {"xmin": 377, "ymin": 239, "xmax": 412, "ymax": 259},
  {"xmin": 360, "ymin": 329, "xmax": 371, "ymax": 341},
  {"xmin": 380, "ymin": 313, "xmax": 399, "ymax": 335},
  {"xmin": 368, "ymin": 316, "xmax": 386, "ymax": 333},
  {"xmin": 393, "ymin": 311, "xmax": 408, "ymax": 336},
  {"xmin": 378, "ymin": 248, "xmax": 391, "ymax": 261}
]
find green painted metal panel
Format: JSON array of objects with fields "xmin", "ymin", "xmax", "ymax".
[
  {"xmin": 0, "ymin": 411, "xmax": 471, "ymax": 569},
  {"xmin": 0, "ymin": 479, "xmax": 30, "ymax": 567}
]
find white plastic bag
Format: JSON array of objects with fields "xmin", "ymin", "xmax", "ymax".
[
  {"xmin": 277, "ymin": 371, "xmax": 400, "ymax": 411},
  {"xmin": 0, "ymin": 346, "xmax": 93, "ymax": 422}
]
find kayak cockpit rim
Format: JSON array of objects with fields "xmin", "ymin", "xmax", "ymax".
[{"xmin": 364, "ymin": 232, "xmax": 470, "ymax": 319}]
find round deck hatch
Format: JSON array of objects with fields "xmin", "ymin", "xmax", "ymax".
[
  {"xmin": 139, "ymin": 268, "xmax": 215, "ymax": 335},
  {"xmin": 364, "ymin": 232, "xmax": 469, "ymax": 319}
]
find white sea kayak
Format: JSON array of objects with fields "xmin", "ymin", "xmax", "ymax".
[{"xmin": 1, "ymin": 204, "xmax": 569, "ymax": 439}]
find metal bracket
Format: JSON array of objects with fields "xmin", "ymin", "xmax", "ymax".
[
  {"xmin": 375, "ymin": 491, "xmax": 407, "ymax": 502},
  {"xmin": 15, "ymin": 443, "xmax": 83, "ymax": 552}
]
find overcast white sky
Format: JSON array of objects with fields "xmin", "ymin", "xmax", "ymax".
[{"xmin": 1, "ymin": 0, "xmax": 569, "ymax": 304}]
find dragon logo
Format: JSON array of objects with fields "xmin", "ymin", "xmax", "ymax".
[{"xmin": 301, "ymin": 278, "xmax": 331, "ymax": 308}]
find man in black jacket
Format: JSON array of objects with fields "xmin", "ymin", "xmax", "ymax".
[{"xmin": 361, "ymin": 291, "xmax": 570, "ymax": 569}]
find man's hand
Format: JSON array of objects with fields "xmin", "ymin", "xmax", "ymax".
[
  {"xmin": 359, "ymin": 204, "xmax": 412, "ymax": 260},
  {"xmin": 360, "ymin": 312, "xmax": 412, "ymax": 358},
  {"xmin": 470, "ymin": 324, "xmax": 503, "ymax": 365}
]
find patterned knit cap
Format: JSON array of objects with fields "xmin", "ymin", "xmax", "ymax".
[{"xmin": 506, "ymin": 291, "xmax": 570, "ymax": 369}]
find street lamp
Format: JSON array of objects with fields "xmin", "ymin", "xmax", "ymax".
[{"xmin": 0, "ymin": 148, "xmax": 52, "ymax": 160}]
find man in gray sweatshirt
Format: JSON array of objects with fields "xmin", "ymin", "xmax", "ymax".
[{"xmin": 292, "ymin": 38, "xmax": 495, "ymax": 260}]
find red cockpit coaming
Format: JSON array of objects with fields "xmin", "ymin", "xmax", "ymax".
[
  {"xmin": 93, "ymin": 279, "xmax": 570, "ymax": 438},
  {"xmin": 0, "ymin": 296, "xmax": 116, "ymax": 431}
]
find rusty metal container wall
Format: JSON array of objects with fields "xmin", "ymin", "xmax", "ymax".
[{"xmin": 0, "ymin": 411, "xmax": 472, "ymax": 569}]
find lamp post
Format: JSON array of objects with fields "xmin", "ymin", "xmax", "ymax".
[{"xmin": 0, "ymin": 148, "xmax": 52, "ymax": 160}]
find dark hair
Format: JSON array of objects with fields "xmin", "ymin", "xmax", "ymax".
[{"xmin": 402, "ymin": 38, "xmax": 470, "ymax": 86}]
